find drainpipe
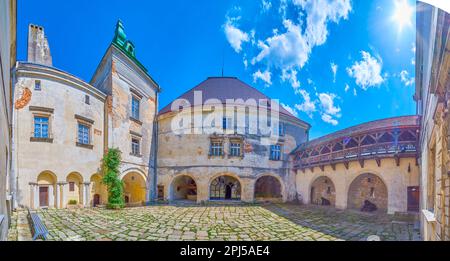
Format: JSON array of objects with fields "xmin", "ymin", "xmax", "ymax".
[{"xmin": 150, "ymin": 89, "xmax": 159, "ymax": 203}]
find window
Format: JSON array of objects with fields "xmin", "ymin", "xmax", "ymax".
[
  {"xmin": 85, "ymin": 95, "xmax": 90, "ymax": 105},
  {"xmin": 270, "ymin": 145, "xmax": 282, "ymax": 161},
  {"xmin": 370, "ymin": 187, "xmax": 375, "ymax": 198},
  {"xmin": 327, "ymin": 186, "xmax": 331, "ymax": 194},
  {"xmin": 210, "ymin": 141, "xmax": 223, "ymax": 156},
  {"xmin": 131, "ymin": 138, "xmax": 140, "ymax": 156},
  {"xmin": 34, "ymin": 80, "xmax": 41, "ymax": 91},
  {"xmin": 77, "ymin": 123, "xmax": 90, "ymax": 145},
  {"xmin": 279, "ymin": 123, "xmax": 285, "ymax": 136},
  {"xmin": 223, "ymin": 117, "xmax": 232, "ymax": 130},
  {"xmin": 69, "ymin": 182, "xmax": 75, "ymax": 192},
  {"xmin": 34, "ymin": 116, "xmax": 49, "ymax": 138},
  {"xmin": 230, "ymin": 142, "xmax": 242, "ymax": 157},
  {"xmin": 131, "ymin": 96, "xmax": 140, "ymax": 120}
]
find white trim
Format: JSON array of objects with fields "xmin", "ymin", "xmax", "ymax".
[{"xmin": 422, "ymin": 209, "xmax": 437, "ymax": 222}]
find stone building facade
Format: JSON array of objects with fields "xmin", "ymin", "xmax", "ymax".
[
  {"xmin": 293, "ymin": 116, "xmax": 420, "ymax": 214},
  {"xmin": 12, "ymin": 22, "xmax": 159, "ymax": 209},
  {"xmin": 415, "ymin": 2, "xmax": 450, "ymax": 241},
  {"xmin": 5, "ymin": 18, "xmax": 435, "ymax": 237},
  {"xmin": 0, "ymin": 0, "xmax": 16, "ymax": 241}
]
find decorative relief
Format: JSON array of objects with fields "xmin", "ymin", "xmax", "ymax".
[
  {"xmin": 111, "ymin": 60, "xmax": 117, "ymax": 75},
  {"xmin": 106, "ymin": 95, "xmax": 113, "ymax": 113},
  {"xmin": 14, "ymin": 87, "xmax": 32, "ymax": 110},
  {"xmin": 244, "ymin": 142, "xmax": 253, "ymax": 153},
  {"xmin": 94, "ymin": 129, "xmax": 102, "ymax": 136}
]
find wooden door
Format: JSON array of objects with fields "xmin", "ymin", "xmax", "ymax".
[
  {"xmin": 39, "ymin": 186, "xmax": 49, "ymax": 207},
  {"xmin": 407, "ymin": 186, "xmax": 419, "ymax": 212},
  {"xmin": 93, "ymin": 194, "xmax": 100, "ymax": 206}
]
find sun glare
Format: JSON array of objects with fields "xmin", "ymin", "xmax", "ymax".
[{"xmin": 392, "ymin": 0, "xmax": 413, "ymax": 32}]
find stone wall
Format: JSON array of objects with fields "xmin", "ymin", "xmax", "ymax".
[
  {"xmin": 296, "ymin": 157, "xmax": 419, "ymax": 214},
  {"xmin": 157, "ymin": 111, "xmax": 309, "ymax": 203}
]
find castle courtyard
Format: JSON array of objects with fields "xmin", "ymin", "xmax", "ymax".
[{"xmin": 8, "ymin": 204, "xmax": 420, "ymax": 241}]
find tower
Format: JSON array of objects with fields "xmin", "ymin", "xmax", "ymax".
[{"xmin": 27, "ymin": 24, "xmax": 52, "ymax": 66}]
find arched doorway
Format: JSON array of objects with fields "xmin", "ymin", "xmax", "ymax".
[
  {"xmin": 347, "ymin": 173, "xmax": 388, "ymax": 212},
  {"xmin": 122, "ymin": 172, "xmax": 146, "ymax": 205},
  {"xmin": 90, "ymin": 174, "xmax": 107, "ymax": 207},
  {"xmin": 37, "ymin": 171, "xmax": 57, "ymax": 208},
  {"xmin": 171, "ymin": 175, "xmax": 197, "ymax": 201},
  {"xmin": 254, "ymin": 175, "xmax": 283, "ymax": 202},
  {"xmin": 310, "ymin": 176, "xmax": 336, "ymax": 206},
  {"xmin": 66, "ymin": 172, "xmax": 83, "ymax": 206},
  {"xmin": 210, "ymin": 175, "xmax": 241, "ymax": 200}
]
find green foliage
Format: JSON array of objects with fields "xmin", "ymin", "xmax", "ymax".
[
  {"xmin": 102, "ymin": 148, "xmax": 125, "ymax": 209},
  {"xmin": 68, "ymin": 200, "xmax": 77, "ymax": 205}
]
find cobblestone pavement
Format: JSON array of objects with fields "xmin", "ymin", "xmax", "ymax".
[{"xmin": 9, "ymin": 203, "xmax": 421, "ymax": 241}]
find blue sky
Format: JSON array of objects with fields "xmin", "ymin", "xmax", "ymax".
[{"xmin": 17, "ymin": 0, "xmax": 416, "ymax": 139}]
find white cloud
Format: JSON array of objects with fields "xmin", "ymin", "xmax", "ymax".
[
  {"xmin": 252, "ymin": 19, "xmax": 310, "ymax": 69},
  {"xmin": 353, "ymin": 88, "xmax": 357, "ymax": 96},
  {"xmin": 252, "ymin": 0, "xmax": 351, "ymax": 72},
  {"xmin": 281, "ymin": 103, "xmax": 299, "ymax": 117},
  {"xmin": 346, "ymin": 51, "xmax": 385, "ymax": 90},
  {"xmin": 400, "ymin": 70, "xmax": 414, "ymax": 86},
  {"xmin": 252, "ymin": 69, "xmax": 272, "ymax": 86},
  {"xmin": 294, "ymin": 0, "xmax": 352, "ymax": 46},
  {"xmin": 411, "ymin": 42, "xmax": 416, "ymax": 53},
  {"xmin": 224, "ymin": 17, "xmax": 249, "ymax": 53},
  {"xmin": 261, "ymin": 0, "xmax": 272, "ymax": 12},
  {"xmin": 318, "ymin": 93, "xmax": 341, "ymax": 116},
  {"xmin": 307, "ymin": 78, "xmax": 313, "ymax": 85},
  {"xmin": 281, "ymin": 68, "xmax": 300, "ymax": 89},
  {"xmin": 411, "ymin": 58, "xmax": 415, "ymax": 66},
  {"xmin": 344, "ymin": 84, "xmax": 350, "ymax": 92},
  {"xmin": 321, "ymin": 113, "xmax": 338, "ymax": 126},
  {"xmin": 295, "ymin": 89, "xmax": 316, "ymax": 118},
  {"xmin": 331, "ymin": 62, "xmax": 338, "ymax": 82}
]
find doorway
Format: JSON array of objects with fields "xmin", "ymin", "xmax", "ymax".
[
  {"xmin": 407, "ymin": 186, "xmax": 419, "ymax": 212},
  {"xmin": 93, "ymin": 194, "xmax": 100, "ymax": 207},
  {"xmin": 39, "ymin": 186, "xmax": 49, "ymax": 207}
]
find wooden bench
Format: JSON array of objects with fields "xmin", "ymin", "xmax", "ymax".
[{"xmin": 27, "ymin": 208, "xmax": 48, "ymax": 240}]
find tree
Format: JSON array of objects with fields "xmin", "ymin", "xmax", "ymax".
[{"xmin": 102, "ymin": 148, "xmax": 125, "ymax": 209}]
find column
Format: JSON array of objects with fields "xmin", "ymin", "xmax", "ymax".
[
  {"xmin": 84, "ymin": 182, "xmax": 91, "ymax": 207},
  {"xmin": 48, "ymin": 185, "xmax": 54, "ymax": 208},
  {"xmin": 34, "ymin": 184, "xmax": 39, "ymax": 209},
  {"xmin": 60, "ymin": 182, "xmax": 67, "ymax": 208},
  {"xmin": 29, "ymin": 183, "xmax": 36, "ymax": 209},
  {"xmin": 55, "ymin": 184, "xmax": 60, "ymax": 209}
]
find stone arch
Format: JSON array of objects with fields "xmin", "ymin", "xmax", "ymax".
[
  {"xmin": 254, "ymin": 174, "xmax": 285, "ymax": 202},
  {"xmin": 309, "ymin": 176, "xmax": 336, "ymax": 206},
  {"xmin": 66, "ymin": 172, "xmax": 84, "ymax": 206},
  {"xmin": 90, "ymin": 173, "xmax": 107, "ymax": 207},
  {"xmin": 209, "ymin": 173, "xmax": 242, "ymax": 200},
  {"xmin": 347, "ymin": 173, "xmax": 388, "ymax": 212},
  {"xmin": 169, "ymin": 174, "xmax": 198, "ymax": 201},
  {"xmin": 122, "ymin": 171, "xmax": 147, "ymax": 205},
  {"xmin": 36, "ymin": 171, "xmax": 57, "ymax": 208}
]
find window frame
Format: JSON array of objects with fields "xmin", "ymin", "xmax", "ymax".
[
  {"xmin": 131, "ymin": 136, "xmax": 141, "ymax": 157},
  {"xmin": 269, "ymin": 144, "xmax": 282, "ymax": 161},
  {"xmin": 33, "ymin": 115, "xmax": 50, "ymax": 139},
  {"xmin": 76, "ymin": 121, "xmax": 92, "ymax": 146},
  {"xmin": 229, "ymin": 139, "xmax": 243, "ymax": 158},
  {"xmin": 34, "ymin": 80, "xmax": 41, "ymax": 91},
  {"xmin": 131, "ymin": 94, "xmax": 141, "ymax": 121},
  {"xmin": 210, "ymin": 139, "xmax": 224, "ymax": 157}
]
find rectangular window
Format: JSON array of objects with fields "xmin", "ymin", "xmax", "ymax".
[
  {"xmin": 279, "ymin": 123, "xmax": 285, "ymax": 136},
  {"xmin": 85, "ymin": 95, "xmax": 90, "ymax": 105},
  {"xmin": 131, "ymin": 138, "xmax": 140, "ymax": 156},
  {"xmin": 210, "ymin": 141, "xmax": 223, "ymax": 156},
  {"xmin": 69, "ymin": 182, "xmax": 75, "ymax": 192},
  {"xmin": 77, "ymin": 123, "xmax": 90, "ymax": 145},
  {"xmin": 34, "ymin": 80, "xmax": 41, "ymax": 91},
  {"xmin": 222, "ymin": 117, "xmax": 232, "ymax": 130},
  {"xmin": 34, "ymin": 116, "xmax": 49, "ymax": 138},
  {"xmin": 230, "ymin": 142, "xmax": 242, "ymax": 157},
  {"xmin": 270, "ymin": 145, "xmax": 282, "ymax": 161},
  {"xmin": 131, "ymin": 96, "xmax": 140, "ymax": 120}
]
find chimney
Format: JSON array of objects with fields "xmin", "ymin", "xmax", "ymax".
[{"xmin": 27, "ymin": 24, "xmax": 52, "ymax": 66}]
